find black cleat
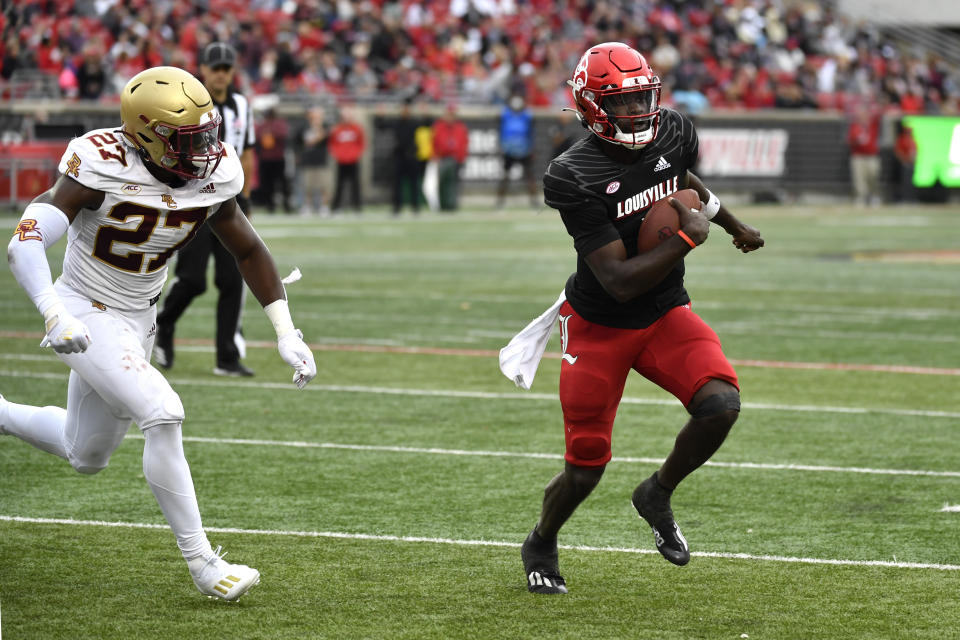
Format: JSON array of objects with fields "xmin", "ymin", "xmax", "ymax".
[
  {"xmin": 154, "ymin": 323, "xmax": 174, "ymax": 370},
  {"xmin": 632, "ymin": 473, "xmax": 690, "ymax": 566},
  {"xmin": 521, "ymin": 529, "xmax": 568, "ymax": 594},
  {"xmin": 213, "ymin": 361, "xmax": 255, "ymax": 377}
]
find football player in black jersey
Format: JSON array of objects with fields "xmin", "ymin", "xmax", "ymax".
[{"xmin": 521, "ymin": 42, "xmax": 764, "ymax": 594}]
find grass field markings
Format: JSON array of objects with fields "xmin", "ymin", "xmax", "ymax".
[
  {"xmin": 3, "ymin": 335, "xmax": 958, "ymax": 376},
  {"xmin": 941, "ymin": 505, "xmax": 960, "ymax": 513},
  {"xmin": 288, "ymin": 288, "xmax": 960, "ymax": 322},
  {"xmin": 1, "ymin": 368, "xmax": 959, "ymax": 420},
  {"xmin": 121, "ymin": 434, "xmax": 960, "ymax": 478},
  {"xmin": 257, "ymin": 227, "xmax": 347, "ymax": 238},
  {"xmin": 697, "ymin": 302, "xmax": 956, "ymax": 321},
  {"xmin": 697, "ymin": 281, "xmax": 952, "ymax": 297},
  {"xmin": 0, "ymin": 353, "xmax": 60, "ymax": 362},
  {"xmin": 2, "ymin": 515, "xmax": 958, "ymax": 572},
  {"xmin": 816, "ymin": 214, "xmax": 936, "ymax": 227},
  {"xmin": 292, "ymin": 310, "xmax": 523, "ymax": 329},
  {"xmin": 716, "ymin": 325, "xmax": 960, "ymax": 345}
]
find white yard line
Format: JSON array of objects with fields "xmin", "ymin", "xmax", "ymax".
[
  {"xmin": 116, "ymin": 435, "xmax": 960, "ymax": 478},
  {"xmin": 1, "ymin": 515, "xmax": 957, "ymax": 571},
  {"xmin": 2, "ymin": 368, "xmax": 959, "ymax": 420},
  {"xmin": 291, "ymin": 288, "xmax": 960, "ymax": 320}
]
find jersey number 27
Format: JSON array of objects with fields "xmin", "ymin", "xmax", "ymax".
[{"xmin": 92, "ymin": 203, "xmax": 207, "ymax": 273}]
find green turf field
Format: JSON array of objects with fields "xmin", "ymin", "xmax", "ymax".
[{"xmin": 1, "ymin": 202, "xmax": 959, "ymax": 639}]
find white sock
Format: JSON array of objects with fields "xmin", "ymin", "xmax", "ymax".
[
  {"xmin": 0, "ymin": 399, "xmax": 69, "ymax": 459},
  {"xmin": 141, "ymin": 422, "xmax": 212, "ymax": 561}
]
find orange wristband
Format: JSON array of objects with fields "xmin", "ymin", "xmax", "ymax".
[{"xmin": 677, "ymin": 230, "xmax": 697, "ymax": 249}]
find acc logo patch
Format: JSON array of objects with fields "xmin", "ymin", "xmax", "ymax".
[
  {"xmin": 606, "ymin": 181, "xmax": 621, "ymax": 194},
  {"xmin": 122, "ymin": 183, "xmax": 141, "ymax": 194}
]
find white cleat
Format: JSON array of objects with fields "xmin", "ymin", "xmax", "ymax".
[{"xmin": 188, "ymin": 546, "xmax": 260, "ymax": 601}]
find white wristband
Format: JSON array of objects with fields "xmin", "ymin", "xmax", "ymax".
[
  {"xmin": 702, "ymin": 190, "xmax": 721, "ymax": 220},
  {"xmin": 42, "ymin": 301, "xmax": 67, "ymax": 333},
  {"xmin": 264, "ymin": 299, "xmax": 296, "ymax": 339}
]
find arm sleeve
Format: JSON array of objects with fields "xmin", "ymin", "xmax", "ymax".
[{"xmin": 7, "ymin": 202, "xmax": 71, "ymax": 316}]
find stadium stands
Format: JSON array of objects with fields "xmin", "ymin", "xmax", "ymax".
[{"xmin": 2, "ymin": 0, "xmax": 958, "ymax": 113}]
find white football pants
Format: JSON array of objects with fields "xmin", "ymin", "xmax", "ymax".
[{"xmin": 2, "ymin": 281, "xmax": 212, "ymax": 559}]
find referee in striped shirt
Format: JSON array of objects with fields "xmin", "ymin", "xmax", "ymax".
[{"xmin": 154, "ymin": 42, "xmax": 257, "ymax": 377}]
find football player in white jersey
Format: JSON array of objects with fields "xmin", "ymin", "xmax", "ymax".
[{"xmin": 2, "ymin": 66, "xmax": 317, "ymax": 601}]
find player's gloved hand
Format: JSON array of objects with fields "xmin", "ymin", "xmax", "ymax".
[
  {"xmin": 40, "ymin": 303, "xmax": 92, "ymax": 354},
  {"xmin": 670, "ymin": 197, "xmax": 709, "ymax": 246},
  {"xmin": 277, "ymin": 329, "xmax": 317, "ymax": 389}
]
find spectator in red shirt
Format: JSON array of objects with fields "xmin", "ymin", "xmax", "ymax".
[
  {"xmin": 847, "ymin": 105, "xmax": 881, "ymax": 206},
  {"xmin": 328, "ymin": 107, "xmax": 366, "ymax": 214},
  {"xmin": 256, "ymin": 107, "xmax": 292, "ymax": 213},
  {"xmin": 432, "ymin": 103, "xmax": 469, "ymax": 212},
  {"xmin": 892, "ymin": 121, "xmax": 917, "ymax": 203}
]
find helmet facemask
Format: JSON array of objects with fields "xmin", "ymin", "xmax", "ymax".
[
  {"xmin": 145, "ymin": 111, "xmax": 223, "ymax": 180},
  {"xmin": 599, "ymin": 85, "xmax": 661, "ymax": 149}
]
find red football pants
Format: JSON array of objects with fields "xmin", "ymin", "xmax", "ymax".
[{"xmin": 557, "ymin": 301, "xmax": 738, "ymax": 467}]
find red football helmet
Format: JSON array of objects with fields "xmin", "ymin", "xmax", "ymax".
[{"xmin": 569, "ymin": 42, "xmax": 662, "ymax": 149}]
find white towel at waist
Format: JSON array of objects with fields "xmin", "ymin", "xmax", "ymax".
[{"xmin": 498, "ymin": 290, "xmax": 566, "ymax": 390}]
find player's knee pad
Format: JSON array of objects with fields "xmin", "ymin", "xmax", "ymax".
[
  {"xmin": 135, "ymin": 371, "xmax": 185, "ymax": 430},
  {"xmin": 690, "ymin": 391, "xmax": 741, "ymax": 421},
  {"xmin": 569, "ymin": 434, "xmax": 610, "ymax": 463},
  {"xmin": 71, "ymin": 461, "xmax": 107, "ymax": 475}
]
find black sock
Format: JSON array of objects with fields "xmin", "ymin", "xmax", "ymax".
[
  {"xmin": 635, "ymin": 472, "xmax": 674, "ymax": 523},
  {"xmin": 531, "ymin": 527, "xmax": 556, "ymax": 546},
  {"xmin": 653, "ymin": 471, "xmax": 674, "ymax": 494}
]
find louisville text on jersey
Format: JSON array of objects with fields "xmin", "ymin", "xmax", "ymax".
[{"xmin": 615, "ymin": 175, "xmax": 679, "ymax": 219}]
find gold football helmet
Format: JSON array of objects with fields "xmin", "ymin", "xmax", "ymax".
[{"xmin": 120, "ymin": 66, "xmax": 223, "ymax": 180}]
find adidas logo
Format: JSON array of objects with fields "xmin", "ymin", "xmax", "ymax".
[
  {"xmin": 654, "ymin": 156, "xmax": 671, "ymax": 172},
  {"xmin": 527, "ymin": 571, "xmax": 568, "ymax": 593},
  {"xmin": 199, "ymin": 183, "xmax": 216, "ymax": 194}
]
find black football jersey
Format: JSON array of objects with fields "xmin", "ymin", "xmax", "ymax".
[{"xmin": 543, "ymin": 108, "xmax": 699, "ymax": 329}]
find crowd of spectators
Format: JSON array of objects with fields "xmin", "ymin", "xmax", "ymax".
[{"xmin": 2, "ymin": 0, "xmax": 959, "ymax": 116}]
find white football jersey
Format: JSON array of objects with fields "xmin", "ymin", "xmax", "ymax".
[{"xmin": 57, "ymin": 127, "xmax": 243, "ymax": 310}]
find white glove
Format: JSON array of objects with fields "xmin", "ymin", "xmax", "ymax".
[
  {"xmin": 40, "ymin": 304, "xmax": 92, "ymax": 354},
  {"xmin": 277, "ymin": 329, "xmax": 316, "ymax": 389}
]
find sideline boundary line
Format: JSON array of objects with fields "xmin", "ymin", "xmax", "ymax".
[{"xmin": 2, "ymin": 515, "xmax": 957, "ymax": 571}]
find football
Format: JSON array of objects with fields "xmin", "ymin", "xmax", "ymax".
[{"xmin": 637, "ymin": 188, "xmax": 702, "ymax": 252}]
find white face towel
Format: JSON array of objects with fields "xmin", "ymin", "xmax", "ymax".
[{"xmin": 498, "ymin": 290, "xmax": 567, "ymax": 389}]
